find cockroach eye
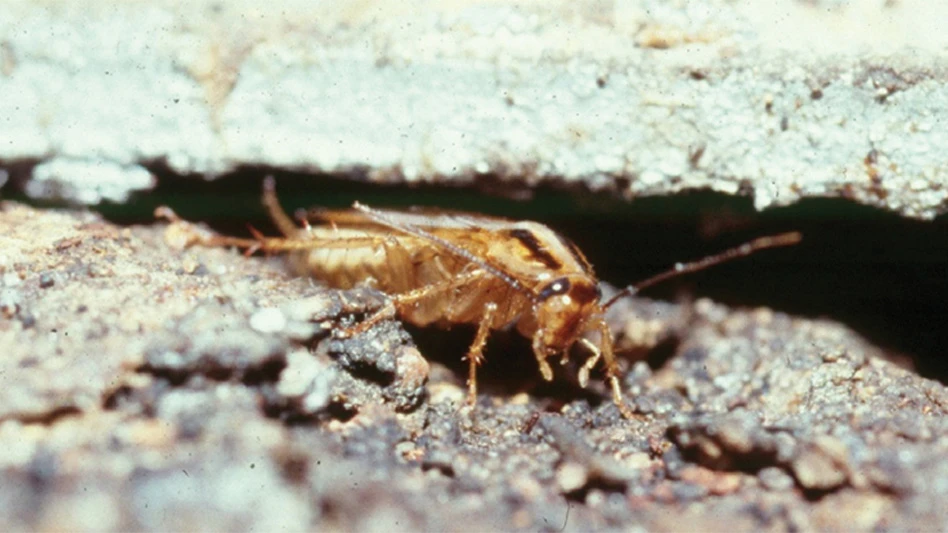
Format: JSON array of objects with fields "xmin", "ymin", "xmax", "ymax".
[{"xmin": 537, "ymin": 278, "xmax": 571, "ymax": 301}]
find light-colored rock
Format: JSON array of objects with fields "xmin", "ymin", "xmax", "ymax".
[{"xmin": 1, "ymin": 1, "xmax": 945, "ymax": 217}]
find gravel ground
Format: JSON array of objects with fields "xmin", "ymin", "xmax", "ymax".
[{"xmin": 1, "ymin": 201, "xmax": 946, "ymax": 531}]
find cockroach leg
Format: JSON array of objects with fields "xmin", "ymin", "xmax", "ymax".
[
  {"xmin": 575, "ymin": 325, "xmax": 634, "ymax": 417},
  {"xmin": 576, "ymin": 338, "xmax": 601, "ymax": 389},
  {"xmin": 592, "ymin": 318, "xmax": 635, "ymax": 417},
  {"xmin": 465, "ymin": 302, "xmax": 497, "ymax": 405},
  {"xmin": 609, "ymin": 375, "xmax": 635, "ymax": 419},
  {"xmin": 261, "ymin": 176, "xmax": 299, "ymax": 237},
  {"xmin": 154, "ymin": 206, "xmax": 182, "ymax": 223},
  {"xmin": 380, "ymin": 235, "xmax": 413, "ymax": 291},
  {"xmin": 157, "ymin": 206, "xmax": 391, "ymax": 254},
  {"xmin": 340, "ymin": 270, "xmax": 486, "ymax": 338},
  {"xmin": 155, "ymin": 206, "xmax": 259, "ymax": 250},
  {"xmin": 531, "ymin": 332, "xmax": 555, "ymax": 382},
  {"xmin": 338, "ymin": 300, "xmax": 397, "ymax": 338}
]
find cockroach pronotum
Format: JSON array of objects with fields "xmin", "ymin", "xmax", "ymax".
[{"xmin": 157, "ymin": 178, "xmax": 800, "ymax": 418}]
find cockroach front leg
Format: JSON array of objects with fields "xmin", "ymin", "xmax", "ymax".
[
  {"xmin": 592, "ymin": 318, "xmax": 636, "ymax": 419},
  {"xmin": 465, "ymin": 302, "xmax": 497, "ymax": 406},
  {"xmin": 609, "ymin": 375, "xmax": 634, "ymax": 419},
  {"xmin": 576, "ymin": 338, "xmax": 601, "ymax": 388},
  {"xmin": 578, "ymin": 338, "xmax": 634, "ymax": 418},
  {"xmin": 531, "ymin": 332, "xmax": 555, "ymax": 383}
]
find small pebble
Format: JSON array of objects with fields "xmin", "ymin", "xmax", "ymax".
[
  {"xmin": 0, "ymin": 288, "xmax": 20, "ymax": 318},
  {"xmin": 758, "ymin": 466, "xmax": 795, "ymax": 491},
  {"xmin": 181, "ymin": 257, "xmax": 200, "ymax": 274},
  {"xmin": 276, "ymin": 351, "xmax": 334, "ymax": 414},
  {"xmin": 556, "ymin": 461, "xmax": 589, "ymax": 493},
  {"xmin": 39, "ymin": 272, "xmax": 55, "ymax": 288},
  {"xmin": 791, "ymin": 437, "xmax": 849, "ymax": 490},
  {"xmin": 19, "ymin": 312, "xmax": 36, "ymax": 328},
  {"xmin": 249, "ymin": 307, "xmax": 287, "ymax": 334}
]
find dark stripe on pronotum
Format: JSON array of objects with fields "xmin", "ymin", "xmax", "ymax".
[
  {"xmin": 555, "ymin": 233, "xmax": 593, "ymax": 274},
  {"xmin": 507, "ymin": 228, "xmax": 562, "ymax": 270}
]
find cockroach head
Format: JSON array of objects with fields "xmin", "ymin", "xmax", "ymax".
[{"xmin": 533, "ymin": 275, "xmax": 602, "ymax": 352}]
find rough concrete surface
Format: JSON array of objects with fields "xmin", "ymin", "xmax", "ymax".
[
  {"xmin": 1, "ymin": 0, "xmax": 947, "ymax": 218},
  {"xmin": 1, "ymin": 201, "xmax": 947, "ymax": 531}
]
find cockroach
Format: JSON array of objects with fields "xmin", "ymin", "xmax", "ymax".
[{"xmin": 157, "ymin": 178, "xmax": 800, "ymax": 418}]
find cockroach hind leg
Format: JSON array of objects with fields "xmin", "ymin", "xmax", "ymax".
[
  {"xmin": 261, "ymin": 176, "xmax": 302, "ymax": 238},
  {"xmin": 154, "ymin": 206, "xmax": 182, "ymax": 223},
  {"xmin": 155, "ymin": 206, "xmax": 227, "ymax": 250}
]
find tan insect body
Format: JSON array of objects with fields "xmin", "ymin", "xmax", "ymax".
[
  {"xmin": 285, "ymin": 201, "xmax": 619, "ymax": 410},
  {"xmin": 159, "ymin": 178, "xmax": 800, "ymax": 419}
]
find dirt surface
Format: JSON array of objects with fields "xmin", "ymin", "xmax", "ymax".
[{"xmin": 1, "ymin": 201, "xmax": 947, "ymax": 531}]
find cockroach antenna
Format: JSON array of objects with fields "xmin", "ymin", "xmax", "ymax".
[{"xmin": 602, "ymin": 231, "xmax": 802, "ymax": 309}]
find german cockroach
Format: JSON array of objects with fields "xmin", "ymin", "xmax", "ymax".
[{"xmin": 158, "ymin": 178, "xmax": 800, "ymax": 418}]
